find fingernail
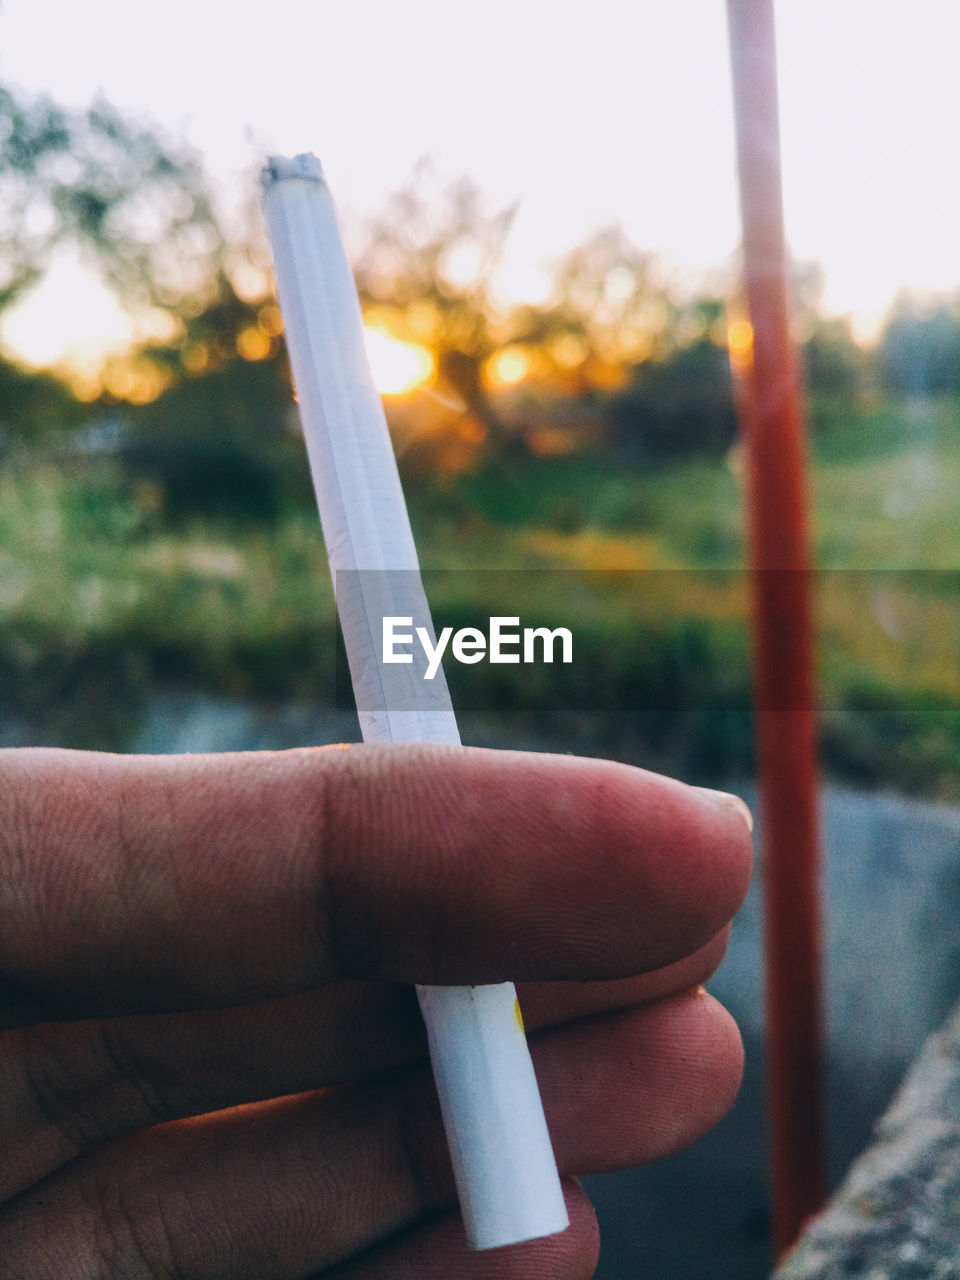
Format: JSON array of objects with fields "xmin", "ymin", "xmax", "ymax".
[{"xmin": 695, "ymin": 787, "xmax": 754, "ymax": 833}]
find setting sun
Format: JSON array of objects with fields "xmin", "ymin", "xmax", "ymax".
[{"xmin": 362, "ymin": 326, "xmax": 434, "ymax": 396}]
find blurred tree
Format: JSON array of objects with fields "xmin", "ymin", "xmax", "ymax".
[
  {"xmin": 2, "ymin": 96, "xmax": 886, "ymax": 490},
  {"xmin": 0, "ymin": 79, "xmax": 250, "ymax": 443},
  {"xmin": 0, "ymin": 80, "xmax": 282, "ymax": 409},
  {"xmin": 353, "ymin": 167, "xmax": 686, "ymax": 465},
  {"xmin": 0, "ymin": 79, "xmax": 301, "ymax": 517},
  {"xmin": 120, "ymin": 354, "xmax": 302, "ymax": 522},
  {"xmin": 0, "ymin": 81, "xmax": 223, "ymax": 319},
  {"xmin": 879, "ymin": 292, "xmax": 960, "ymax": 396},
  {"xmin": 0, "ymin": 359, "xmax": 82, "ymax": 443},
  {"xmin": 546, "ymin": 225, "xmax": 677, "ymax": 373},
  {"xmin": 792, "ymin": 262, "xmax": 874, "ymax": 399},
  {"xmin": 803, "ymin": 315, "xmax": 872, "ymax": 398},
  {"xmin": 602, "ymin": 333, "xmax": 738, "ymax": 462},
  {"xmin": 353, "ymin": 163, "xmax": 526, "ymax": 457}
]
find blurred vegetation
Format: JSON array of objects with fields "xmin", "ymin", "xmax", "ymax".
[{"xmin": 0, "ymin": 80, "xmax": 958, "ymax": 796}]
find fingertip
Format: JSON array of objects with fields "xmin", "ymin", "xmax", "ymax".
[
  {"xmin": 381, "ymin": 748, "xmax": 757, "ymax": 983},
  {"xmin": 690, "ymin": 987, "xmax": 746, "ymax": 1125},
  {"xmin": 560, "ymin": 1177, "xmax": 602, "ymax": 1279},
  {"xmin": 536, "ymin": 989, "xmax": 747, "ymax": 1173},
  {"xmin": 701, "ymin": 983, "xmax": 747, "ymax": 1116},
  {"xmin": 693, "ymin": 785, "xmax": 755, "ymax": 914},
  {"xmin": 694, "ymin": 786, "xmax": 754, "ymax": 834},
  {"xmin": 534, "ymin": 755, "xmax": 754, "ymax": 974},
  {"xmin": 676, "ymin": 988, "xmax": 743, "ymax": 1127}
]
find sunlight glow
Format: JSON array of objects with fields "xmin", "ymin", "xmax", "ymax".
[
  {"xmin": 487, "ymin": 346, "xmax": 530, "ymax": 388},
  {"xmin": 727, "ymin": 318, "xmax": 754, "ymax": 377},
  {"xmin": 236, "ymin": 326, "xmax": 272, "ymax": 361},
  {"xmin": 549, "ymin": 333, "xmax": 588, "ymax": 369},
  {"xmin": 363, "ymin": 325, "xmax": 434, "ymax": 396},
  {"xmin": 98, "ymin": 357, "xmax": 173, "ymax": 405},
  {"xmin": 0, "ymin": 256, "xmax": 133, "ymax": 368}
]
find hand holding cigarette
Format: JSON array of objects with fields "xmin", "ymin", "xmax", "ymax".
[{"xmin": 0, "ymin": 745, "xmax": 751, "ymax": 1277}]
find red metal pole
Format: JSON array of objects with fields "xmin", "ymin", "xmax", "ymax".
[{"xmin": 725, "ymin": 0, "xmax": 827, "ymax": 1255}]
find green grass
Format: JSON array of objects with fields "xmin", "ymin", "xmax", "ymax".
[
  {"xmin": 442, "ymin": 395, "xmax": 960, "ymax": 571},
  {"xmin": 1, "ymin": 394, "xmax": 958, "ymax": 794}
]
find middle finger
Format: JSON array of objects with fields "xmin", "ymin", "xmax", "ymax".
[
  {"xmin": 0, "ymin": 932, "xmax": 729, "ymax": 1202},
  {"xmin": 0, "ymin": 990, "xmax": 743, "ymax": 1280}
]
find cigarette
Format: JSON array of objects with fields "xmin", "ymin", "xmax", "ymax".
[{"xmin": 261, "ymin": 154, "xmax": 569, "ymax": 1251}]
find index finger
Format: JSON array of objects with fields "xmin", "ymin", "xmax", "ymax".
[{"xmin": 0, "ymin": 746, "xmax": 752, "ymax": 1023}]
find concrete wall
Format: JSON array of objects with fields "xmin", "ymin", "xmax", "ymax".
[{"xmin": 776, "ymin": 1000, "xmax": 960, "ymax": 1279}]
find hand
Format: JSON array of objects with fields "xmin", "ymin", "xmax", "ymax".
[{"xmin": 0, "ymin": 745, "xmax": 752, "ymax": 1278}]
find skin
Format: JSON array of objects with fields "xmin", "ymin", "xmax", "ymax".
[{"xmin": 0, "ymin": 744, "xmax": 753, "ymax": 1279}]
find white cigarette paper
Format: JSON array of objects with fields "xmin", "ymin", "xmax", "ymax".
[{"xmin": 261, "ymin": 153, "xmax": 568, "ymax": 1250}]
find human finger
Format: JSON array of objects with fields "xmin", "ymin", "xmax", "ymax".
[
  {"xmin": 0, "ymin": 746, "xmax": 751, "ymax": 1023},
  {"xmin": 0, "ymin": 992, "xmax": 742, "ymax": 1279},
  {"xmin": 0, "ymin": 932, "xmax": 730, "ymax": 1202},
  {"xmin": 320, "ymin": 1179, "xmax": 599, "ymax": 1280}
]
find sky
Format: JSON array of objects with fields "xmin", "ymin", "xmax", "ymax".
[{"xmin": 2, "ymin": 0, "xmax": 960, "ymax": 365}]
